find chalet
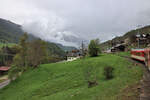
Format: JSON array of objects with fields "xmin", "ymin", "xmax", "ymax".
[
  {"xmin": 111, "ymin": 44, "xmax": 126, "ymax": 52},
  {"xmin": 136, "ymin": 34, "xmax": 150, "ymax": 46},
  {"xmin": 0, "ymin": 66, "xmax": 10, "ymax": 75},
  {"xmin": 67, "ymin": 50, "xmax": 81, "ymax": 61}
]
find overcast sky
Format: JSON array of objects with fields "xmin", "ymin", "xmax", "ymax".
[{"xmin": 1, "ymin": 0, "xmax": 150, "ymax": 46}]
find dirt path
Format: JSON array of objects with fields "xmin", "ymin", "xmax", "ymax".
[
  {"xmin": 140, "ymin": 68, "xmax": 150, "ymax": 100},
  {"xmin": 0, "ymin": 79, "xmax": 10, "ymax": 89}
]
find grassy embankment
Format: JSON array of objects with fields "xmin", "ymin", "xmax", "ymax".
[
  {"xmin": 116, "ymin": 51, "xmax": 131, "ymax": 57},
  {"xmin": 0, "ymin": 53, "xmax": 143, "ymax": 100}
]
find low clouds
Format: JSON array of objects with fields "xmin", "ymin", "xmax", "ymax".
[
  {"xmin": 1, "ymin": 0, "xmax": 150, "ymax": 46},
  {"xmin": 22, "ymin": 12, "xmax": 81, "ymax": 46}
]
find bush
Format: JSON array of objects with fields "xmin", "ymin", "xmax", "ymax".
[
  {"xmin": 104, "ymin": 66, "xmax": 114, "ymax": 80},
  {"xmin": 83, "ymin": 62, "xmax": 98, "ymax": 88}
]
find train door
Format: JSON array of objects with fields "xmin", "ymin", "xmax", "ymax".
[{"xmin": 148, "ymin": 51, "xmax": 150, "ymax": 70}]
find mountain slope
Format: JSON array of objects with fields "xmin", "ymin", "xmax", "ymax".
[
  {"xmin": 56, "ymin": 43, "xmax": 77, "ymax": 51},
  {"xmin": 0, "ymin": 18, "xmax": 23, "ymax": 43},
  {"xmin": 0, "ymin": 18, "xmax": 36, "ymax": 43},
  {"xmin": 47, "ymin": 42, "xmax": 66, "ymax": 57}
]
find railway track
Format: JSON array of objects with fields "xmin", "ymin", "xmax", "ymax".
[
  {"xmin": 119, "ymin": 55, "xmax": 150, "ymax": 100},
  {"xmin": 140, "ymin": 67, "xmax": 150, "ymax": 100}
]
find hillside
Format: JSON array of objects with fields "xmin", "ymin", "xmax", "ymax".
[
  {"xmin": 0, "ymin": 18, "xmax": 23, "ymax": 43},
  {"xmin": 0, "ymin": 18, "xmax": 35, "ymax": 43},
  {"xmin": 101, "ymin": 25, "xmax": 150, "ymax": 50},
  {"xmin": 57, "ymin": 43, "xmax": 77, "ymax": 51},
  {"xmin": 47, "ymin": 42, "xmax": 66, "ymax": 57},
  {"xmin": 0, "ymin": 54, "xmax": 143, "ymax": 100}
]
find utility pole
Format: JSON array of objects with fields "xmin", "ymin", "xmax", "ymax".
[
  {"xmin": 137, "ymin": 25, "xmax": 142, "ymax": 48},
  {"xmin": 138, "ymin": 29, "xmax": 140, "ymax": 48}
]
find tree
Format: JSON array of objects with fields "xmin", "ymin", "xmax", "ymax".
[
  {"xmin": 8, "ymin": 33, "xmax": 28, "ymax": 80},
  {"xmin": 19, "ymin": 33, "xmax": 28, "ymax": 67},
  {"xmin": 88, "ymin": 39, "xmax": 100, "ymax": 57},
  {"xmin": 8, "ymin": 54, "xmax": 23, "ymax": 80},
  {"xmin": 27, "ymin": 39, "xmax": 47, "ymax": 67}
]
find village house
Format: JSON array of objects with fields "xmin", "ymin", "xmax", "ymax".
[
  {"xmin": 111, "ymin": 44, "xmax": 126, "ymax": 52},
  {"xmin": 67, "ymin": 49, "xmax": 81, "ymax": 61},
  {"xmin": 136, "ymin": 34, "xmax": 150, "ymax": 46}
]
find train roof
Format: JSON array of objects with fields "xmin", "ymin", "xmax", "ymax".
[{"xmin": 131, "ymin": 48, "xmax": 145, "ymax": 51}]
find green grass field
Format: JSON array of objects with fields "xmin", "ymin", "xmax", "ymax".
[{"xmin": 0, "ymin": 54, "xmax": 143, "ymax": 100}]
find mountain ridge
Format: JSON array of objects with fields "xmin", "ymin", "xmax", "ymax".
[{"xmin": 101, "ymin": 25, "xmax": 150, "ymax": 50}]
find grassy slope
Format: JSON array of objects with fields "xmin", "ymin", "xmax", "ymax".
[
  {"xmin": 0, "ymin": 54, "xmax": 143, "ymax": 100},
  {"xmin": 115, "ymin": 52, "xmax": 131, "ymax": 57}
]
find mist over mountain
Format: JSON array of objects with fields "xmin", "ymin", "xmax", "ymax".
[
  {"xmin": 22, "ymin": 18, "xmax": 88, "ymax": 47},
  {"xmin": 0, "ymin": 18, "xmax": 77, "ymax": 57}
]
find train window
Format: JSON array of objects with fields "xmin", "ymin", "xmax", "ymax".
[{"xmin": 138, "ymin": 52, "xmax": 140, "ymax": 56}]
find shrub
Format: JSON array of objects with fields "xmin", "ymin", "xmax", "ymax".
[
  {"xmin": 104, "ymin": 66, "xmax": 114, "ymax": 80},
  {"xmin": 83, "ymin": 62, "xmax": 98, "ymax": 88}
]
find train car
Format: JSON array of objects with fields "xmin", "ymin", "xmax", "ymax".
[
  {"xmin": 131, "ymin": 48, "xmax": 150, "ymax": 70},
  {"xmin": 131, "ymin": 49, "xmax": 145, "ymax": 61}
]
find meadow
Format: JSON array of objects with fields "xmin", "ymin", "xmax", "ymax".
[{"xmin": 0, "ymin": 54, "xmax": 143, "ymax": 100}]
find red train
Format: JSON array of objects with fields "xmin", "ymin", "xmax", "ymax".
[{"xmin": 131, "ymin": 48, "xmax": 150, "ymax": 70}]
